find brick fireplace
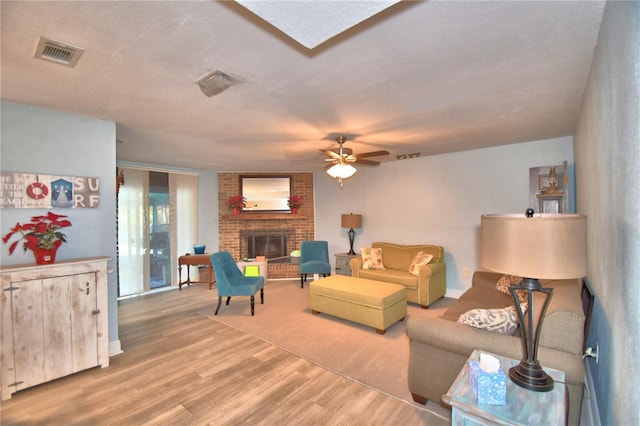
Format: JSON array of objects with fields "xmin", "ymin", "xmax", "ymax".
[{"xmin": 218, "ymin": 172, "xmax": 314, "ymax": 279}]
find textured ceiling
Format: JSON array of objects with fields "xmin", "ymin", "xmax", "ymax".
[{"xmin": 0, "ymin": 1, "xmax": 606, "ymax": 172}]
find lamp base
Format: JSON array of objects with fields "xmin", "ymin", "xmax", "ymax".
[
  {"xmin": 509, "ymin": 360, "xmax": 554, "ymax": 392},
  {"xmin": 347, "ymin": 228, "xmax": 356, "ymax": 255}
]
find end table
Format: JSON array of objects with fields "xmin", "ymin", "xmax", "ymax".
[
  {"xmin": 235, "ymin": 259, "xmax": 268, "ymax": 282},
  {"xmin": 334, "ymin": 253, "xmax": 358, "ymax": 276},
  {"xmin": 442, "ymin": 349, "xmax": 567, "ymax": 425}
]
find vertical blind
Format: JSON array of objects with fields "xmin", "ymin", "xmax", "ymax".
[
  {"xmin": 169, "ymin": 172, "xmax": 199, "ymax": 285},
  {"xmin": 118, "ymin": 167, "xmax": 198, "ymax": 296}
]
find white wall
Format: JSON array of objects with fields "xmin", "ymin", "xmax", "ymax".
[
  {"xmin": 0, "ymin": 101, "xmax": 119, "ymax": 346},
  {"xmin": 574, "ymin": 2, "xmax": 640, "ymax": 424},
  {"xmin": 315, "ymin": 136, "xmax": 574, "ymax": 296}
]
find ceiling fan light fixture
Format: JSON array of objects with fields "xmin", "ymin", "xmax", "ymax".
[{"xmin": 327, "ymin": 163, "xmax": 356, "ymax": 179}]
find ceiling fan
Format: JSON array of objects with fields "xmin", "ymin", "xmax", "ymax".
[
  {"xmin": 320, "ymin": 136, "xmax": 390, "ymax": 166},
  {"xmin": 320, "ymin": 136, "xmax": 390, "ymax": 187}
]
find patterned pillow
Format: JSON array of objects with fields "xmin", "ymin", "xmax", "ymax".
[
  {"xmin": 408, "ymin": 251, "xmax": 434, "ymax": 276},
  {"xmin": 457, "ymin": 305, "xmax": 522, "ymax": 335},
  {"xmin": 496, "ymin": 274, "xmax": 527, "ymax": 303},
  {"xmin": 360, "ymin": 247, "xmax": 385, "ymax": 270}
]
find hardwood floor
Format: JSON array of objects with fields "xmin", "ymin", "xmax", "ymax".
[{"xmin": 1, "ymin": 283, "xmax": 449, "ymax": 425}]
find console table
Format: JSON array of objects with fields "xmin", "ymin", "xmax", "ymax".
[
  {"xmin": 178, "ymin": 254, "xmax": 215, "ymax": 289},
  {"xmin": 442, "ymin": 349, "xmax": 567, "ymax": 425}
]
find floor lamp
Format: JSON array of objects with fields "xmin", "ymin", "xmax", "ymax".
[
  {"xmin": 480, "ymin": 209, "xmax": 587, "ymax": 392},
  {"xmin": 341, "ymin": 213, "xmax": 362, "ymax": 255}
]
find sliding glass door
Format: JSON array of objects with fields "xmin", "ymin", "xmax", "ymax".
[
  {"xmin": 117, "ymin": 167, "xmax": 198, "ymax": 297},
  {"xmin": 149, "ymin": 172, "xmax": 171, "ymax": 289}
]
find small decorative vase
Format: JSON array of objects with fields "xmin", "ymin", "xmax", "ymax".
[
  {"xmin": 232, "ymin": 207, "xmax": 241, "ymax": 215},
  {"xmin": 291, "ymin": 207, "xmax": 298, "ymax": 215},
  {"xmin": 33, "ymin": 247, "xmax": 58, "ymax": 265}
]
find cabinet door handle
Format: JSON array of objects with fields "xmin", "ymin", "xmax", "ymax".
[
  {"xmin": 92, "ymin": 309, "xmax": 100, "ymax": 315},
  {"xmin": 86, "ymin": 282, "xmax": 90, "ymax": 295}
]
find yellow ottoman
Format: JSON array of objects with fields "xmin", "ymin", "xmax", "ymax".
[{"xmin": 309, "ymin": 275, "xmax": 407, "ymax": 334}]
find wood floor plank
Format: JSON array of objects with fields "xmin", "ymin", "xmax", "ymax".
[{"xmin": 1, "ymin": 282, "xmax": 449, "ymax": 425}]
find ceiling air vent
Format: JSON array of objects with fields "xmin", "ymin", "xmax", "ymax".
[
  {"xmin": 34, "ymin": 37, "xmax": 84, "ymax": 67},
  {"xmin": 195, "ymin": 70, "xmax": 240, "ymax": 97}
]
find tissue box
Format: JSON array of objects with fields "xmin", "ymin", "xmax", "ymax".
[{"xmin": 469, "ymin": 360, "xmax": 507, "ymax": 405}]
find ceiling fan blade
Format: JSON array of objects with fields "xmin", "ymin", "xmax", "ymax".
[
  {"xmin": 320, "ymin": 149, "xmax": 341, "ymax": 159},
  {"xmin": 356, "ymin": 150, "xmax": 390, "ymax": 159},
  {"xmin": 354, "ymin": 158, "xmax": 381, "ymax": 166}
]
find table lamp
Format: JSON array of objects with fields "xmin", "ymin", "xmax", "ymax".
[
  {"xmin": 480, "ymin": 209, "xmax": 587, "ymax": 392},
  {"xmin": 341, "ymin": 213, "xmax": 363, "ymax": 255}
]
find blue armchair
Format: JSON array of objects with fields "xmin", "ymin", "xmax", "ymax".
[
  {"xmin": 299, "ymin": 240, "xmax": 331, "ymax": 288},
  {"xmin": 210, "ymin": 251, "xmax": 265, "ymax": 316}
]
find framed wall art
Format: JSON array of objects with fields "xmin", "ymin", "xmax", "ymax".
[
  {"xmin": 529, "ymin": 161, "xmax": 569, "ymax": 214},
  {"xmin": 0, "ymin": 172, "xmax": 100, "ymax": 209}
]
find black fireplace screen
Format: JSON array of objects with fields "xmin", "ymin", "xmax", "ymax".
[{"xmin": 240, "ymin": 229, "xmax": 293, "ymax": 261}]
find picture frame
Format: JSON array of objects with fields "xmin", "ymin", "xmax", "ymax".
[
  {"xmin": 240, "ymin": 175, "xmax": 292, "ymax": 212},
  {"xmin": 538, "ymin": 193, "xmax": 564, "ymax": 213},
  {"xmin": 529, "ymin": 162, "xmax": 569, "ymax": 213}
]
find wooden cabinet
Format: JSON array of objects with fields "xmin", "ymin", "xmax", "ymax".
[
  {"xmin": 335, "ymin": 253, "xmax": 358, "ymax": 276},
  {"xmin": 1, "ymin": 257, "xmax": 110, "ymax": 400}
]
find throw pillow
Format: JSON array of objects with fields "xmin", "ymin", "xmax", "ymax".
[
  {"xmin": 408, "ymin": 251, "xmax": 434, "ymax": 276},
  {"xmin": 495, "ymin": 274, "xmax": 527, "ymax": 303},
  {"xmin": 360, "ymin": 247, "xmax": 385, "ymax": 270},
  {"xmin": 457, "ymin": 305, "xmax": 525, "ymax": 335}
]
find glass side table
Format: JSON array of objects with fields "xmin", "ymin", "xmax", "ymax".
[
  {"xmin": 442, "ymin": 349, "xmax": 567, "ymax": 426},
  {"xmin": 235, "ymin": 259, "xmax": 268, "ymax": 282}
]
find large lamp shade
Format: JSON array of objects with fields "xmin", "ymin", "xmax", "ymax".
[
  {"xmin": 480, "ymin": 213, "xmax": 587, "ymax": 279},
  {"xmin": 341, "ymin": 214, "xmax": 362, "ymax": 229}
]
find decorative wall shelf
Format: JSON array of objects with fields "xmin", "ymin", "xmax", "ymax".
[{"xmin": 222, "ymin": 213, "xmax": 307, "ymax": 221}]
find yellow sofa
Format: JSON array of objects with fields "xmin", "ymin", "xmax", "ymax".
[{"xmin": 350, "ymin": 242, "xmax": 446, "ymax": 308}]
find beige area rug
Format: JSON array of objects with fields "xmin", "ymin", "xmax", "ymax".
[{"xmin": 199, "ymin": 279, "xmax": 455, "ymax": 421}]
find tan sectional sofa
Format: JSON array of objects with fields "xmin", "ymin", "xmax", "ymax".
[
  {"xmin": 350, "ymin": 242, "xmax": 446, "ymax": 308},
  {"xmin": 406, "ymin": 271, "xmax": 589, "ymax": 426}
]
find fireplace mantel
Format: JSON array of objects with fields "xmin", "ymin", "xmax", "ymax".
[{"xmin": 222, "ymin": 213, "xmax": 307, "ymax": 220}]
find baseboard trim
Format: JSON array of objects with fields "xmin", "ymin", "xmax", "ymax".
[
  {"xmin": 581, "ymin": 361, "xmax": 601, "ymax": 426},
  {"xmin": 109, "ymin": 339, "xmax": 123, "ymax": 357},
  {"xmin": 446, "ymin": 288, "xmax": 465, "ymax": 299}
]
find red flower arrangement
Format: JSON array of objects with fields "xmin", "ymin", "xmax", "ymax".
[
  {"xmin": 287, "ymin": 195, "xmax": 303, "ymax": 209},
  {"xmin": 2, "ymin": 211, "xmax": 72, "ymax": 255},
  {"xmin": 226, "ymin": 195, "xmax": 246, "ymax": 211}
]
